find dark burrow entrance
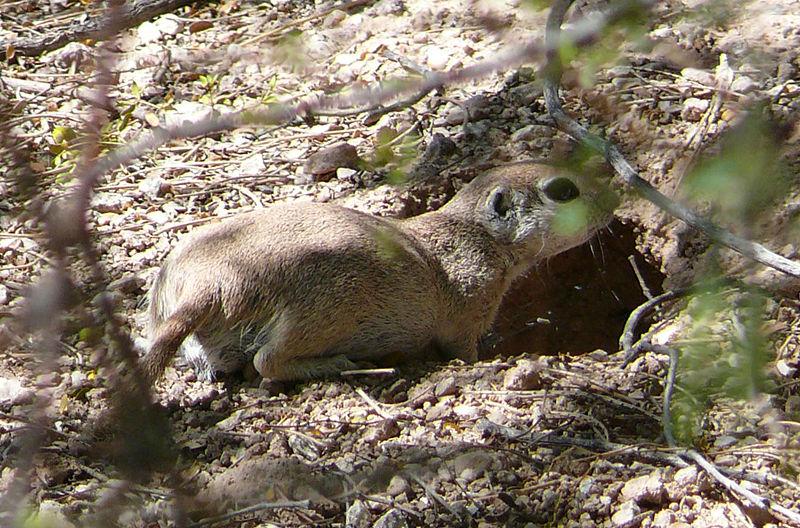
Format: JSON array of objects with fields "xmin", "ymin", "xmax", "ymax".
[{"xmin": 487, "ymin": 219, "xmax": 665, "ymax": 358}]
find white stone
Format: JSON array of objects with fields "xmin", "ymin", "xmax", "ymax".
[
  {"xmin": 137, "ymin": 21, "xmax": 162, "ymax": 44},
  {"xmin": 681, "ymin": 97, "xmax": 709, "ymax": 121},
  {"xmin": 425, "ymin": 46, "xmax": 449, "ymax": 70},
  {"xmin": 611, "ymin": 500, "xmax": 640, "ymax": 528},
  {"xmin": 155, "ymin": 14, "xmax": 183, "ymax": 36},
  {"xmin": 0, "ymin": 377, "xmax": 33, "ymax": 406},
  {"xmin": 681, "ymin": 68, "xmax": 715, "ymax": 86}
]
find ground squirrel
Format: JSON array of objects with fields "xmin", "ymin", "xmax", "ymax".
[{"xmin": 142, "ymin": 161, "xmax": 615, "ymax": 383}]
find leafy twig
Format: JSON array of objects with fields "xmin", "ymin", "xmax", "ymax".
[
  {"xmin": 542, "ymin": 0, "xmax": 800, "ymax": 278},
  {"xmin": 641, "ymin": 341, "xmax": 800, "ymax": 526}
]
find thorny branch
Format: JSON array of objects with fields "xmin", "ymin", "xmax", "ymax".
[{"xmin": 543, "ymin": 0, "xmax": 800, "ymax": 278}]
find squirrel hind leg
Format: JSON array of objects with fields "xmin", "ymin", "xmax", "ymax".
[{"xmin": 141, "ymin": 301, "xmax": 208, "ymax": 383}]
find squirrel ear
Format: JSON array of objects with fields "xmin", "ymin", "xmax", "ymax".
[{"xmin": 486, "ymin": 186, "xmax": 513, "ymax": 218}]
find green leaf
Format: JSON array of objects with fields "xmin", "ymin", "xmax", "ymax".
[
  {"xmin": 684, "ymin": 110, "xmax": 789, "ymax": 227},
  {"xmin": 51, "ymin": 126, "xmax": 76, "ymax": 144},
  {"xmin": 552, "ymin": 200, "xmax": 591, "ymax": 237}
]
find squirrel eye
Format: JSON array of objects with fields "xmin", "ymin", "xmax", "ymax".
[{"xmin": 542, "ymin": 177, "xmax": 580, "ymax": 202}]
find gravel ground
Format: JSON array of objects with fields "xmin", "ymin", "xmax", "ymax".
[{"xmin": 1, "ymin": 0, "xmax": 799, "ymax": 526}]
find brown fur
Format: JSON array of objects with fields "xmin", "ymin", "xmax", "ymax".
[{"xmin": 142, "ymin": 162, "xmax": 614, "ymax": 383}]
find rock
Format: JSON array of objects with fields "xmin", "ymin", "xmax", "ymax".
[
  {"xmin": 776, "ymin": 360, "xmax": 797, "ymax": 378},
  {"xmin": 511, "ymin": 124, "xmax": 555, "ymax": 142},
  {"xmin": 680, "ymin": 68, "xmax": 715, "ymax": 86},
  {"xmin": 109, "ymin": 274, "xmax": 145, "ymax": 294},
  {"xmin": 70, "ymin": 371, "xmax": 88, "ymax": 389},
  {"xmin": 138, "ymin": 175, "xmax": 169, "ymax": 199},
  {"xmin": 364, "ymin": 419, "xmax": 400, "ymax": 443},
  {"xmin": 681, "ymin": 97, "xmax": 709, "ymax": 122},
  {"xmin": 408, "ymin": 382, "xmax": 436, "ymax": 407},
  {"xmin": 45, "ymin": 42, "xmax": 95, "ymax": 69},
  {"xmin": 92, "ymin": 193, "xmax": 134, "ymax": 213},
  {"xmin": 425, "ymin": 46, "xmax": 449, "ymax": 70},
  {"xmin": 335, "ymin": 53, "xmax": 359, "ymax": 66},
  {"xmin": 508, "ymin": 82, "xmax": 542, "ymax": 106},
  {"xmin": 238, "ymin": 153, "xmax": 266, "ymax": 177},
  {"xmin": 0, "ymin": 377, "xmax": 34, "ymax": 406},
  {"xmin": 673, "ymin": 465, "xmax": 698, "ymax": 487},
  {"xmin": 652, "ymin": 509, "xmax": 676, "ymax": 527},
  {"xmin": 452, "ymin": 450, "xmax": 494, "ymax": 482},
  {"xmin": 606, "ymin": 65, "xmax": 633, "ymax": 78},
  {"xmin": 731, "ymin": 75, "xmax": 758, "ymax": 93},
  {"xmin": 154, "ymin": 14, "xmax": 183, "ymax": 36},
  {"xmin": 611, "ymin": 500, "xmax": 640, "ymax": 528},
  {"xmin": 373, "ymin": 0, "xmax": 405, "ymax": 16},
  {"xmin": 346, "ymin": 499, "xmax": 371, "ymax": 528},
  {"xmin": 199, "ymin": 457, "xmax": 345, "ymax": 508},
  {"xmin": 0, "ymin": 284, "xmax": 7, "ymax": 305},
  {"xmin": 693, "ymin": 504, "xmax": 735, "ymax": 527},
  {"xmin": 453, "ymin": 404, "xmax": 480, "ymax": 418},
  {"xmin": 434, "ymin": 376, "xmax": 458, "ymax": 398},
  {"xmin": 304, "ymin": 143, "xmax": 361, "ymax": 181},
  {"xmin": 443, "ymin": 94, "xmax": 491, "ymax": 125},
  {"xmin": 137, "ymin": 21, "xmax": 162, "ymax": 44},
  {"xmin": 714, "ymin": 454, "xmax": 737, "ymax": 466},
  {"xmin": 713, "ymin": 435, "xmax": 737, "ymax": 448},
  {"xmin": 287, "ymin": 433, "xmax": 321, "ymax": 461},
  {"xmin": 577, "ymin": 476, "xmax": 597, "ymax": 499},
  {"xmin": 503, "ymin": 359, "xmax": 543, "ymax": 390},
  {"xmin": 323, "ymin": 9, "xmax": 347, "ymax": 28},
  {"xmin": 386, "ymin": 474, "xmax": 410, "ymax": 496},
  {"xmin": 620, "ymin": 472, "xmax": 666, "ymax": 505},
  {"xmin": 425, "ymin": 400, "xmax": 451, "ymax": 421},
  {"xmin": 145, "ymin": 210, "xmax": 170, "ymax": 224},
  {"xmin": 374, "ymin": 508, "xmax": 408, "ymax": 528},
  {"xmin": 421, "ymin": 133, "xmax": 456, "ymax": 161},
  {"xmin": 777, "ymin": 62, "xmax": 797, "ymax": 83},
  {"xmin": 28, "ymin": 500, "xmax": 76, "ymax": 528},
  {"xmin": 337, "ymin": 167, "xmax": 358, "ymax": 180}
]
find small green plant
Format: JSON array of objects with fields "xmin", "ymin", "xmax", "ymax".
[
  {"xmin": 671, "ymin": 284, "xmax": 773, "ymax": 444},
  {"xmin": 367, "ymin": 127, "xmax": 419, "ymax": 185},
  {"xmin": 198, "ymin": 73, "xmax": 222, "ymax": 105},
  {"xmin": 49, "ymin": 126, "xmax": 79, "ymax": 182},
  {"xmin": 260, "ymin": 74, "xmax": 280, "ymax": 105}
]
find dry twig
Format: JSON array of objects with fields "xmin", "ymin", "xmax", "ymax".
[{"xmin": 0, "ymin": 0, "xmax": 198, "ymax": 59}]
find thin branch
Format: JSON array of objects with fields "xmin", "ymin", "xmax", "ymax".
[
  {"xmin": 0, "ymin": 0, "xmax": 199, "ymax": 59},
  {"xmin": 620, "ymin": 289, "xmax": 684, "ymax": 361},
  {"xmin": 189, "ymin": 499, "xmax": 312, "ymax": 528},
  {"xmin": 542, "ymin": 0, "xmax": 800, "ymax": 278}
]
